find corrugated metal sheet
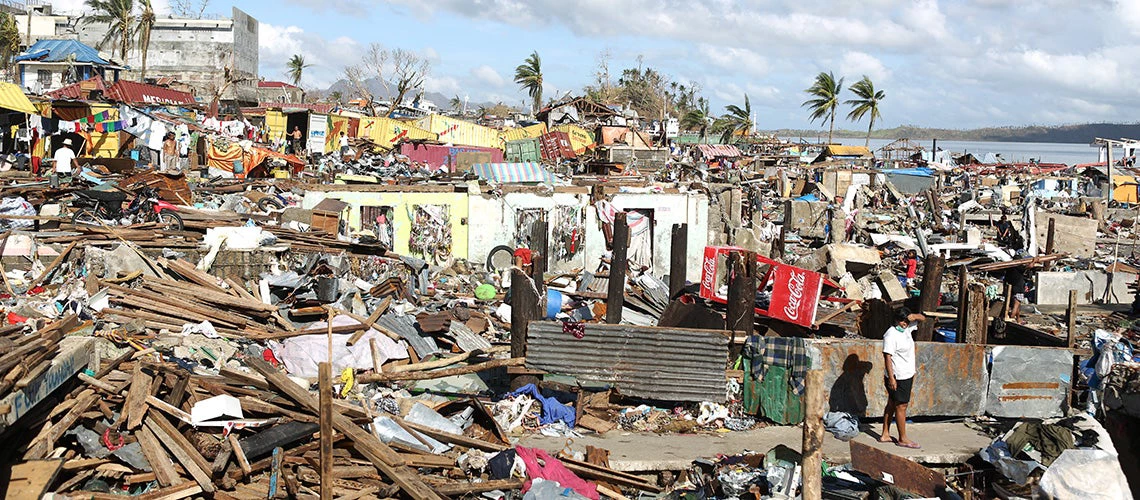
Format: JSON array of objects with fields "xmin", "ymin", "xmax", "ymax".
[
  {"xmin": 399, "ymin": 143, "xmax": 504, "ymax": 172},
  {"xmin": 358, "ymin": 116, "xmax": 437, "ymax": 148},
  {"xmin": 472, "ymin": 162, "xmax": 555, "ymax": 184},
  {"xmin": 15, "ymin": 39, "xmax": 110, "ymax": 64},
  {"xmin": 416, "ymin": 114, "xmax": 502, "ymax": 149},
  {"xmin": 539, "ymin": 131, "xmax": 576, "ymax": 161},
  {"xmin": 526, "ymin": 322, "xmax": 730, "ymax": 402},
  {"xmin": 697, "ymin": 144, "xmax": 742, "ymax": 158},
  {"xmin": 505, "ymin": 138, "xmax": 541, "ymax": 163},
  {"xmin": 498, "ymin": 123, "xmax": 547, "ymax": 144},
  {"xmin": 0, "ymin": 82, "xmax": 37, "ymax": 115},
  {"xmin": 986, "ymin": 346, "xmax": 1071, "ymax": 418},
  {"xmin": 448, "ymin": 321, "xmax": 492, "ymax": 352},
  {"xmin": 375, "ymin": 314, "xmax": 439, "ymax": 358},
  {"xmin": 106, "ymin": 80, "xmax": 196, "ymax": 106},
  {"xmin": 808, "ymin": 339, "xmax": 987, "ymax": 417},
  {"xmin": 552, "ymin": 124, "xmax": 596, "ymax": 154}
]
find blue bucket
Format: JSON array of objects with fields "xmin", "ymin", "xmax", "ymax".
[{"xmin": 545, "ymin": 289, "xmax": 564, "ymax": 319}]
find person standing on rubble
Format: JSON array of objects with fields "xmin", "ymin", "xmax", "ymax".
[
  {"xmin": 290, "ymin": 126, "xmax": 304, "ymax": 155},
  {"xmin": 51, "ymin": 138, "xmax": 77, "ymax": 182},
  {"xmin": 161, "ymin": 133, "xmax": 179, "ymax": 173},
  {"xmin": 995, "ymin": 214, "xmax": 1014, "ymax": 247},
  {"xmin": 903, "ymin": 249, "xmax": 918, "ymax": 287},
  {"xmin": 881, "ymin": 307, "xmax": 924, "ymax": 449},
  {"xmin": 338, "ymin": 132, "xmax": 350, "ymax": 158}
]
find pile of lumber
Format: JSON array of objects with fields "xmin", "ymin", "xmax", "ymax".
[{"xmin": 0, "ymin": 315, "xmax": 79, "ymax": 407}]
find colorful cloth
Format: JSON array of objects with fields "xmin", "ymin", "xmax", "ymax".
[
  {"xmin": 515, "ymin": 446, "xmax": 598, "ymax": 500},
  {"xmin": 745, "ymin": 335, "xmax": 810, "ymax": 395}
]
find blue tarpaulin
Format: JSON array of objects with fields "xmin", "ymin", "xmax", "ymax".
[
  {"xmin": 884, "ymin": 167, "xmax": 934, "ymax": 177},
  {"xmin": 509, "ymin": 383, "xmax": 575, "ymax": 427}
]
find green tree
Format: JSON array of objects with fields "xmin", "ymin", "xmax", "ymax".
[
  {"xmin": 83, "ymin": 0, "xmax": 136, "ymax": 62},
  {"xmin": 845, "ymin": 76, "xmax": 885, "ymax": 148},
  {"xmin": 514, "ymin": 51, "xmax": 543, "ymax": 114},
  {"xmin": 802, "ymin": 71, "xmax": 845, "ymax": 144},
  {"xmin": 328, "ymin": 90, "xmax": 343, "ymax": 103},
  {"xmin": 286, "ymin": 54, "xmax": 310, "ymax": 87},
  {"xmin": 0, "ymin": 14, "xmax": 20, "ymax": 81},
  {"xmin": 449, "ymin": 94, "xmax": 462, "ymax": 112},
  {"xmin": 136, "ymin": 0, "xmax": 155, "ymax": 80},
  {"xmin": 714, "ymin": 94, "xmax": 753, "ymax": 143},
  {"xmin": 680, "ymin": 97, "xmax": 711, "ymax": 143}
]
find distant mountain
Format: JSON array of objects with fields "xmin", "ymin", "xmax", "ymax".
[
  {"xmin": 765, "ymin": 123, "xmax": 1140, "ymax": 144},
  {"xmin": 323, "ymin": 77, "xmax": 501, "ymax": 112}
]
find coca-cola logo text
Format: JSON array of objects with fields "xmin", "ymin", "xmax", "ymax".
[{"xmin": 783, "ymin": 270, "xmax": 807, "ymax": 321}]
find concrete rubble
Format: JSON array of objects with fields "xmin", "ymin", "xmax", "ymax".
[{"xmin": 0, "ymin": 80, "xmax": 1137, "ymax": 500}]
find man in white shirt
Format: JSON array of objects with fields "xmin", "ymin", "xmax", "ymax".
[
  {"xmin": 52, "ymin": 138, "xmax": 77, "ymax": 178},
  {"xmin": 881, "ymin": 307, "xmax": 925, "ymax": 449},
  {"xmin": 338, "ymin": 132, "xmax": 350, "ymax": 157}
]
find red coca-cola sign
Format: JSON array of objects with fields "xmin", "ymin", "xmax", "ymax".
[{"xmin": 699, "ymin": 246, "xmax": 825, "ymax": 328}]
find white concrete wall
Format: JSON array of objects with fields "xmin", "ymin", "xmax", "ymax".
[
  {"xmin": 583, "ymin": 191, "xmax": 709, "ymax": 283},
  {"xmin": 467, "ymin": 191, "xmax": 590, "ymax": 273}
]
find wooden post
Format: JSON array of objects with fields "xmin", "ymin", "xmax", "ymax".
[
  {"xmin": 1001, "ymin": 284, "xmax": 1013, "ymax": 321},
  {"xmin": 669, "ymin": 223, "xmax": 688, "ymax": 297},
  {"xmin": 318, "ymin": 361, "xmax": 333, "ymax": 500},
  {"xmin": 726, "ymin": 251, "xmax": 756, "ymax": 337},
  {"xmin": 774, "ymin": 200, "xmax": 791, "ymax": 261},
  {"xmin": 801, "ymin": 370, "xmax": 825, "ymax": 500},
  {"xmin": 1067, "ymin": 289, "xmax": 1077, "ymax": 348},
  {"xmin": 530, "ymin": 253, "xmax": 545, "ymax": 295},
  {"xmin": 965, "ymin": 283, "xmax": 988, "ymax": 345},
  {"xmin": 510, "ymin": 269, "xmax": 540, "ymax": 359},
  {"xmin": 606, "ymin": 212, "xmax": 629, "ymax": 324},
  {"xmin": 956, "ymin": 270, "xmax": 969, "ymax": 343},
  {"xmin": 531, "ymin": 218, "xmax": 548, "ymax": 292},
  {"xmin": 916, "ymin": 254, "xmax": 946, "ymax": 342},
  {"xmin": 1045, "ymin": 218, "xmax": 1057, "ymax": 271}
]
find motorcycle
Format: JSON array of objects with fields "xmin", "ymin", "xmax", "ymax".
[{"xmin": 70, "ymin": 184, "xmax": 184, "ymax": 231}]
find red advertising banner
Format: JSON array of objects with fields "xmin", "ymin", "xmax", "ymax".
[{"xmin": 699, "ymin": 246, "xmax": 826, "ymax": 328}]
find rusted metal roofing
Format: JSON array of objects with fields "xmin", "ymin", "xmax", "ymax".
[
  {"xmin": 375, "ymin": 314, "xmax": 439, "ymax": 359},
  {"xmin": 697, "ymin": 144, "xmax": 742, "ymax": 158},
  {"xmin": 258, "ymin": 102, "xmax": 336, "ymax": 114},
  {"xmin": 47, "ymin": 75, "xmax": 107, "ymax": 100},
  {"xmin": 414, "ymin": 312, "xmax": 452, "ymax": 333},
  {"xmin": 258, "ymin": 81, "xmax": 299, "ymax": 89},
  {"xmin": 526, "ymin": 322, "xmax": 729, "ymax": 402},
  {"xmin": 106, "ymin": 80, "xmax": 196, "ymax": 106}
]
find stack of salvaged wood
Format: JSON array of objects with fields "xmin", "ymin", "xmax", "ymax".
[
  {"xmin": 0, "ymin": 314, "xmax": 78, "ymax": 406},
  {"xmin": 4, "ymin": 349, "xmax": 658, "ymax": 499},
  {"xmin": 99, "ymin": 258, "xmax": 296, "ymax": 338}
]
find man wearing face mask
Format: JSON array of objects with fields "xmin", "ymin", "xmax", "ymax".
[{"xmin": 880, "ymin": 307, "xmax": 925, "ymax": 449}]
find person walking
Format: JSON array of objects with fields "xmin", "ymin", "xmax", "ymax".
[{"xmin": 880, "ymin": 307, "xmax": 924, "ymax": 449}]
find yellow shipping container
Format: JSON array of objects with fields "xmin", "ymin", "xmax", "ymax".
[
  {"xmin": 552, "ymin": 124, "xmax": 596, "ymax": 155},
  {"xmin": 266, "ymin": 109, "xmax": 287, "ymax": 145},
  {"xmin": 325, "ymin": 115, "xmax": 352, "ymax": 153},
  {"xmin": 358, "ymin": 116, "xmax": 437, "ymax": 149},
  {"xmin": 498, "ymin": 123, "xmax": 546, "ymax": 145},
  {"xmin": 414, "ymin": 114, "xmax": 501, "ymax": 150}
]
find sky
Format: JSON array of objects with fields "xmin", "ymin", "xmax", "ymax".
[{"xmin": 48, "ymin": 0, "xmax": 1140, "ymax": 130}]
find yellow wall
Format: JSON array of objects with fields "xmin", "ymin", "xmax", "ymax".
[
  {"xmin": 86, "ymin": 103, "xmax": 119, "ymax": 158},
  {"xmin": 415, "ymin": 114, "xmax": 501, "ymax": 149},
  {"xmin": 552, "ymin": 124, "xmax": 596, "ymax": 154},
  {"xmin": 325, "ymin": 115, "xmax": 351, "ymax": 153},
  {"xmin": 266, "ymin": 109, "xmax": 287, "ymax": 145},
  {"xmin": 1113, "ymin": 175, "xmax": 1140, "ymax": 203},
  {"xmin": 498, "ymin": 123, "xmax": 547, "ymax": 145},
  {"xmin": 357, "ymin": 116, "xmax": 437, "ymax": 149},
  {"xmin": 304, "ymin": 191, "xmax": 469, "ymax": 260}
]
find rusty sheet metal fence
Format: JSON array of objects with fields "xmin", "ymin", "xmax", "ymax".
[
  {"xmin": 807, "ymin": 340, "xmax": 988, "ymax": 418},
  {"xmin": 987, "ymin": 346, "xmax": 1071, "ymax": 418},
  {"xmin": 525, "ymin": 322, "xmax": 729, "ymax": 402}
]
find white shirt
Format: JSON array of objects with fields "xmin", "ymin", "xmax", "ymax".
[
  {"xmin": 339, "ymin": 136, "xmax": 349, "ymax": 148},
  {"xmin": 883, "ymin": 323, "xmax": 917, "ymax": 380},
  {"xmin": 53, "ymin": 146, "xmax": 76, "ymax": 174}
]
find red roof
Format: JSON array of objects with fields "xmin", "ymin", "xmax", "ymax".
[
  {"xmin": 46, "ymin": 75, "xmax": 108, "ymax": 100},
  {"xmin": 106, "ymin": 80, "xmax": 196, "ymax": 106},
  {"xmin": 258, "ymin": 102, "xmax": 336, "ymax": 114},
  {"xmin": 258, "ymin": 81, "xmax": 299, "ymax": 89}
]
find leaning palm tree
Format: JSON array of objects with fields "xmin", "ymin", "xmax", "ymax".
[
  {"xmin": 845, "ymin": 76, "xmax": 885, "ymax": 148},
  {"xmin": 717, "ymin": 94, "xmax": 753, "ymax": 143},
  {"xmin": 136, "ymin": 0, "xmax": 155, "ymax": 80},
  {"xmin": 286, "ymin": 54, "xmax": 310, "ymax": 87},
  {"xmin": 83, "ymin": 0, "xmax": 136, "ymax": 62},
  {"xmin": 514, "ymin": 51, "xmax": 543, "ymax": 114},
  {"xmin": 449, "ymin": 95, "xmax": 462, "ymax": 112},
  {"xmin": 802, "ymin": 71, "xmax": 845, "ymax": 144},
  {"xmin": 0, "ymin": 13, "xmax": 20, "ymax": 81},
  {"xmin": 680, "ymin": 98, "xmax": 712, "ymax": 143}
]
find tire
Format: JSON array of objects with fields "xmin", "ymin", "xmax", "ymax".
[
  {"xmin": 486, "ymin": 244, "xmax": 515, "ymax": 272},
  {"xmin": 71, "ymin": 209, "xmax": 100, "ymax": 227},
  {"xmin": 257, "ymin": 196, "xmax": 285, "ymax": 211},
  {"xmin": 156, "ymin": 209, "xmax": 184, "ymax": 231}
]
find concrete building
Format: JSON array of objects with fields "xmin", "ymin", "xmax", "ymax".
[
  {"xmin": 257, "ymin": 81, "xmax": 304, "ymax": 104},
  {"xmin": 14, "ymin": 6, "xmax": 258, "ymax": 104},
  {"xmin": 14, "ymin": 39, "xmax": 121, "ymax": 93}
]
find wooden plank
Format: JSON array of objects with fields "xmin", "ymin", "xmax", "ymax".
[
  {"xmin": 136, "ymin": 426, "xmax": 180, "ymax": 487},
  {"xmin": 28, "ymin": 241, "xmax": 78, "ymax": 289},
  {"xmin": 125, "ymin": 364, "xmax": 154, "ymax": 429},
  {"xmin": 320, "ymin": 361, "xmax": 334, "ymax": 500},
  {"xmin": 356, "ymin": 357, "xmax": 523, "ymax": 383},
  {"xmin": 606, "ymin": 212, "xmax": 629, "ymax": 324},
  {"xmin": 432, "ymin": 479, "xmax": 524, "ymax": 496},
  {"xmin": 228, "ymin": 432, "xmax": 253, "ymax": 477},
  {"xmin": 801, "ymin": 370, "xmax": 825, "ymax": 500},
  {"xmin": 850, "ymin": 441, "xmax": 946, "ymax": 497},
  {"xmin": 23, "ymin": 390, "xmax": 98, "ymax": 460},
  {"xmin": 5, "ymin": 459, "xmax": 64, "ymax": 500},
  {"xmin": 144, "ymin": 414, "xmax": 216, "ymax": 493},
  {"xmin": 244, "ymin": 356, "xmax": 443, "ymax": 500}
]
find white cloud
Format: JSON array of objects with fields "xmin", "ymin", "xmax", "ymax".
[
  {"xmin": 258, "ymin": 22, "xmax": 360, "ymax": 88},
  {"xmin": 839, "ymin": 51, "xmax": 891, "ymax": 83},
  {"xmin": 470, "ymin": 65, "xmax": 505, "ymax": 87},
  {"xmin": 698, "ymin": 45, "xmax": 768, "ymax": 77},
  {"xmin": 424, "ymin": 75, "xmax": 462, "ymax": 96}
]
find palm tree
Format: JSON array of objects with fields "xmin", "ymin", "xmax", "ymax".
[
  {"xmin": 680, "ymin": 98, "xmax": 711, "ymax": 143},
  {"xmin": 83, "ymin": 0, "xmax": 136, "ymax": 62},
  {"xmin": 449, "ymin": 95, "xmax": 462, "ymax": 112},
  {"xmin": 286, "ymin": 54, "xmax": 310, "ymax": 87},
  {"xmin": 514, "ymin": 51, "xmax": 543, "ymax": 114},
  {"xmin": 716, "ymin": 94, "xmax": 753, "ymax": 143},
  {"xmin": 136, "ymin": 0, "xmax": 155, "ymax": 80},
  {"xmin": 0, "ymin": 14, "xmax": 20, "ymax": 81},
  {"xmin": 802, "ymin": 71, "xmax": 845, "ymax": 144},
  {"xmin": 845, "ymin": 76, "xmax": 885, "ymax": 149}
]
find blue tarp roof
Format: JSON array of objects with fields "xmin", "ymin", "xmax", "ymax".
[{"xmin": 14, "ymin": 39, "xmax": 112, "ymax": 65}]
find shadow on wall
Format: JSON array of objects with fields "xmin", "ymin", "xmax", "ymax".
[{"xmin": 830, "ymin": 353, "xmax": 873, "ymax": 416}]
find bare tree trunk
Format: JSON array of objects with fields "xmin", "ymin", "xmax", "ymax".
[
  {"xmin": 865, "ymin": 114, "xmax": 874, "ymax": 149},
  {"xmin": 828, "ymin": 110, "xmax": 835, "ymax": 144},
  {"xmin": 387, "ymin": 89, "xmax": 409, "ymax": 118}
]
